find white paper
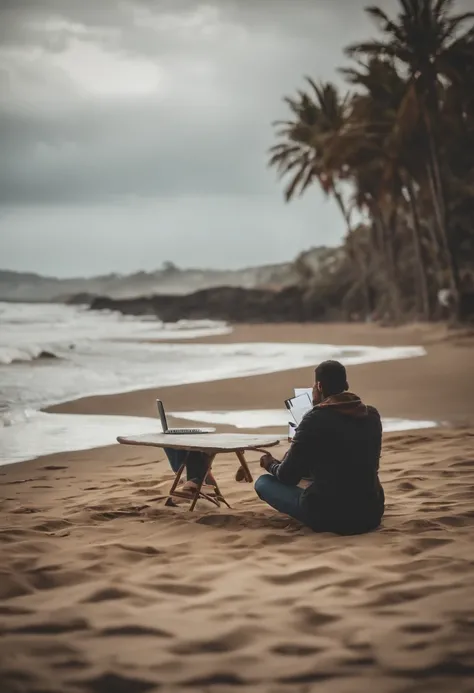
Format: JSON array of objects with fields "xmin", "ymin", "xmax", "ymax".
[
  {"xmin": 286, "ymin": 392, "xmax": 312, "ymax": 426},
  {"xmin": 294, "ymin": 387, "xmax": 313, "ymax": 399},
  {"xmin": 287, "ymin": 387, "xmax": 313, "ymax": 439}
]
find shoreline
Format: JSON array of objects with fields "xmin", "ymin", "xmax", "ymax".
[
  {"xmin": 2, "ymin": 321, "xmax": 473, "ymax": 467},
  {"xmin": 46, "ymin": 322, "xmax": 474, "ymax": 425}
]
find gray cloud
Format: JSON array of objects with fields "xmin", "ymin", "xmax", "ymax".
[
  {"xmin": 0, "ymin": 1, "xmax": 377, "ymax": 205},
  {"xmin": 3, "ymin": 0, "xmax": 468, "ymax": 274}
]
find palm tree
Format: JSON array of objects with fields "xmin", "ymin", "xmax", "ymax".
[
  {"xmin": 340, "ymin": 57, "xmax": 434, "ymax": 318},
  {"xmin": 268, "ymin": 80, "xmax": 375, "ymax": 316},
  {"xmin": 345, "ymin": 0, "xmax": 474, "ymax": 316},
  {"xmin": 268, "ymin": 1, "xmax": 473, "ymax": 323},
  {"xmin": 268, "ymin": 80, "xmax": 350, "ymax": 212}
]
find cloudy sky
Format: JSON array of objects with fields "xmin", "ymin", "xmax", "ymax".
[{"xmin": 0, "ymin": 0, "xmax": 429, "ymax": 276}]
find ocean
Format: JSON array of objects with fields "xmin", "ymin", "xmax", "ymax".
[{"xmin": 0, "ymin": 302, "xmax": 432, "ymax": 465}]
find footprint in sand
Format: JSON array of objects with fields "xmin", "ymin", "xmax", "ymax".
[
  {"xmin": 83, "ymin": 586, "xmax": 132, "ymax": 603},
  {"xmin": 71, "ymin": 672, "xmax": 156, "ymax": 693},
  {"xmin": 33, "ymin": 519, "xmax": 73, "ymax": 533},
  {"xmin": 415, "ymin": 537, "xmax": 453, "ymax": 550},
  {"xmin": 368, "ymin": 583, "xmax": 449, "ymax": 608},
  {"xmin": 0, "ymin": 572, "xmax": 31, "ymax": 600},
  {"xmin": 7, "ymin": 617, "xmax": 89, "ymax": 635},
  {"xmin": 261, "ymin": 565, "xmax": 335, "ymax": 586},
  {"xmin": 11, "ymin": 506, "xmax": 41, "ymax": 514},
  {"xmin": 0, "ymin": 671, "xmax": 36, "ymax": 691},
  {"xmin": 0, "ymin": 605, "xmax": 32, "ymax": 616},
  {"xmin": 271, "ymin": 643, "xmax": 323, "ymax": 656},
  {"xmin": 183, "ymin": 673, "xmax": 246, "ymax": 688},
  {"xmin": 402, "ymin": 536, "xmax": 453, "ymax": 556},
  {"xmin": 451, "ymin": 458, "xmax": 474, "ymax": 468},
  {"xmin": 277, "ymin": 671, "xmax": 334, "ymax": 685},
  {"xmin": 99, "ymin": 624, "xmax": 171, "ymax": 638},
  {"xmin": 338, "ymin": 576, "xmax": 365, "ymax": 588},
  {"xmin": 23, "ymin": 568, "xmax": 68, "ymax": 591},
  {"xmin": 130, "ymin": 479, "xmax": 159, "ymax": 489},
  {"xmin": 89, "ymin": 507, "xmax": 148, "ymax": 521},
  {"xmin": 436, "ymin": 515, "xmax": 473, "ymax": 527},
  {"xmin": 52, "ymin": 657, "xmax": 88, "ymax": 671},
  {"xmin": 151, "ymin": 582, "xmax": 209, "ymax": 597},
  {"xmin": 259, "ymin": 533, "xmax": 295, "ymax": 546},
  {"xmin": 294, "ymin": 606, "xmax": 338, "ymax": 631},
  {"xmin": 401, "ymin": 622, "xmax": 443, "ymax": 634},
  {"xmin": 171, "ymin": 626, "xmax": 253, "ymax": 655},
  {"xmin": 112, "ymin": 543, "xmax": 162, "ymax": 556},
  {"xmin": 196, "ymin": 514, "xmax": 240, "ymax": 529},
  {"xmin": 398, "ymin": 481, "xmax": 418, "ymax": 491}
]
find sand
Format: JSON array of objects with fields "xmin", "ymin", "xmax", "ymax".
[{"xmin": 1, "ymin": 323, "xmax": 474, "ymax": 693}]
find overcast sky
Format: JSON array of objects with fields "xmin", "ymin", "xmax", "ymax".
[{"xmin": 0, "ymin": 0, "xmax": 450, "ymax": 277}]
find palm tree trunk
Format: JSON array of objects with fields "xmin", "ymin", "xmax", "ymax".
[
  {"xmin": 419, "ymin": 182, "xmax": 444, "ymax": 287},
  {"xmin": 385, "ymin": 208, "xmax": 404, "ymax": 323},
  {"xmin": 423, "ymin": 111, "xmax": 461, "ymax": 319},
  {"xmin": 405, "ymin": 178, "xmax": 431, "ymax": 320},
  {"xmin": 372, "ymin": 205, "xmax": 402, "ymax": 323},
  {"xmin": 332, "ymin": 188, "xmax": 372, "ymax": 319}
]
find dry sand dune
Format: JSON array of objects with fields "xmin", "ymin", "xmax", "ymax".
[{"xmin": 1, "ymin": 426, "xmax": 474, "ymax": 692}]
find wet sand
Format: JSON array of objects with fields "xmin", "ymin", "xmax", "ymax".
[{"xmin": 50, "ymin": 322, "xmax": 474, "ymax": 425}]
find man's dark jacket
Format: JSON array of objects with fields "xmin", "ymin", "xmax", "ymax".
[{"xmin": 268, "ymin": 392, "xmax": 385, "ymax": 534}]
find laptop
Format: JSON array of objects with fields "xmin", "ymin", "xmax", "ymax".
[{"xmin": 156, "ymin": 399, "xmax": 214, "ymax": 435}]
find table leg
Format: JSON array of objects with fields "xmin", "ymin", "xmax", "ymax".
[
  {"xmin": 212, "ymin": 476, "xmax": 231, "ymax": 509},
  {"xmin": 164, "ymin": 452, "xmax": 189, "ymax": 506},
  {"xmin": 235, "ymin": 451, "xmax": 253, "ymax": 482},
  {"xmin": 189, "ymin": 453, "xmax": 216, "ymax": 511}
]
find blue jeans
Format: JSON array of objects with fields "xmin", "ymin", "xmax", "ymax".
[
  {"xmin": 254, "ymin": 474, "xmax": 307, "ymax": 525},
  {"xmin": 164, "ymin": 447, "xmax": 214, "ymax": 485}
]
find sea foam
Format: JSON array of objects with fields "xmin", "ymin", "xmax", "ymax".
[{"xmin": 0, "ymin": 302, "xmax": 430, "ymax": 465}]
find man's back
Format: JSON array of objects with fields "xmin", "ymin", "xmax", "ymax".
[{"xmin": 274, "ymin": 392, "xmax": 384, "ymax": 534}]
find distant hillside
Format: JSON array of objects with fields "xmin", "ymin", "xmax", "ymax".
[{"xmin": 0, "ymin": 247, "xmax": 339, "ymax": 303}]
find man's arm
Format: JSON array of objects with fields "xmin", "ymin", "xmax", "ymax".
[
  {"xmin": 267, "ymin": 411, "xmax": 317, "ymax": 485},
  {"xmin": 367, "ymin": 405, "xmax": 383, "ymax": 467}
]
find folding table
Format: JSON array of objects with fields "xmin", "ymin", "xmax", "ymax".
[{"xmin": 117, "ymin": 432, "xmax": 281, "ymax": 510}]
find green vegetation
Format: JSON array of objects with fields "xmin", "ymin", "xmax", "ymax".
[{"xmin": 269, "ymin": 0, "xmax": 474, "ymax": 322}]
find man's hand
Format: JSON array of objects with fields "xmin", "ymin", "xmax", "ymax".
[{"xmin": 260, "ymin": 452, "xmax": 275, "ymax": 471}]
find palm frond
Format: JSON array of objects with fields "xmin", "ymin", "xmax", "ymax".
[
  {"xmin": 284, "ymin": 163, "xmax": 311, "ymax": 202},
  {"xmin": 365, "ymin": 5, "xmax": 400, "ymax": 34},
  {"xmin": 345, "ymin": 40, "xmax": 399, "ymax": 59}
]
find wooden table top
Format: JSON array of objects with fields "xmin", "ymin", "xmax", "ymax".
[{"xmin": 117, "ymin": 432, "xmax": 281, "ymax": 453}]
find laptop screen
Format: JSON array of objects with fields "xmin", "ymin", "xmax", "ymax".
[{"xmin": 156, "ymin": 400, "xmax": 168, "ymax": 432}]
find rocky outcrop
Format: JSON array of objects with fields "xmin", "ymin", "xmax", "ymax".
[
  {"xmin": 0, "ymin": 248, "xmax": 340, "ymax": 303},
  {"xmin": 65, "ymin": 292, "xmax": 97, "ymax": 305},
  {"xmin": 89, "ymin": 285, "xmax": 336, "ymax": 323}
]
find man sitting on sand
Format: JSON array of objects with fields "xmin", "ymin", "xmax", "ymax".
[{"xmin": 255, "ymin": 360, "xmax": 385, "ymax": 535}]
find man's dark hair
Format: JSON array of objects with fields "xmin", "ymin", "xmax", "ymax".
[{"xmin": 315, "ymin": 360, "xmax": 348, "ymax": 396}]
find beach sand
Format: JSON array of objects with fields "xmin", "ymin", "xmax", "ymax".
[{"xmin": 1, "ymin": 323, "xmax": 474, "ymax": 692}]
